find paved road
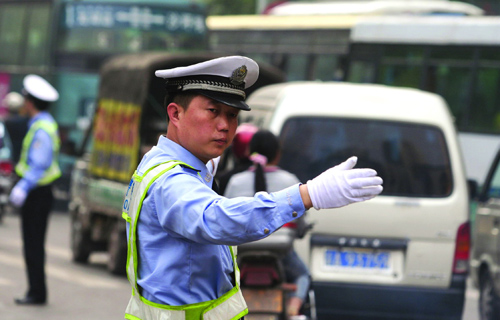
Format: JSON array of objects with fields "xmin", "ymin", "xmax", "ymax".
[
  {"xmin": 0, "ymin": 211, "xmax": 481, "ymax": 320},
  {"xmin": 0, "ymin": 211, "xmax": 130, "ymax": 320}
]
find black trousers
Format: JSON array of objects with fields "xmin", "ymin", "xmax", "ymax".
[{"xmin": 20, "ymin": 184, "xmax": 54, "ymax": 300}]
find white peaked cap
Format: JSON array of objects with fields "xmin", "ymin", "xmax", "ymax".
[
  {"xmin": 155, "ymin": 56, "xmax": 259, "ymax": 89},
  {"xmin": 23, "ymin": 74, "xmax": 59, "ymax": 102},
  {"xmin": 155, "ymin": 56, "xmax": 259, "ymax": 111}
]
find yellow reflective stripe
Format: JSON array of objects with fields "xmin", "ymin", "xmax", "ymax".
[
  {"xmin": 126, "ymin": 161, "xmax": 193, "ymax": 296},
  {"xmin": 233, "ymin": 310, "xmax": 248, "ymax": 320},
  {"xmin": 124, "ymin": 314, "xmax": 140, "ymax": 320},
  {"xmin": 130, "ymin": 161, "xmax": 189, "ymax": 294},
  {"xmin": 122, "ymin": 212, "xmax": 131, "ymax": 222}
]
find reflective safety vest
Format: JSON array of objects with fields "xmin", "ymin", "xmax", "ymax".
[
  {"xmin": 122, "ymin": 160, "xmax": 248, "ymax": 320},
  {"xmin": 15, "ymin": 119, "xmax": 61, "ymax": 185}
]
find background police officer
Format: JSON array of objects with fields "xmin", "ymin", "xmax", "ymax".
[{"xmin": 10, "ymin": 74, "xmax": 61, "ymax": 305}]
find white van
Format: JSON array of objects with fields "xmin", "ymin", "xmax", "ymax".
[{"xmin": 243, "ymin": 82, "xmax": 470, "ymax": 320}]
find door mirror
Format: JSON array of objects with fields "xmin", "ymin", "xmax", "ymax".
[{"xmin": 467, "ymin": 179, "xmax": 478, "ymax": 201}]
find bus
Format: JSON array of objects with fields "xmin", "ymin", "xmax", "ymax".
[
  {"xmin": 346, "ymin": 15, "xmax": 500, "ymax": 185},
  {"xmin": 0, "ymin": 0, "xmax": 206, "ymax": 149},
  {"xmin": 208, "ymin": 0, "xmax": 483, "ymax": 82},
  {"xmin": 0, "ymin": 0, "xmax": 207, "ymax": 205},
  {"xmin": 265, "ymin": 0, "xmax": 484, "ymax": 16},
  {"xmin": 208, "ymin": 14, "xmax": 358, "ymax": 82}
]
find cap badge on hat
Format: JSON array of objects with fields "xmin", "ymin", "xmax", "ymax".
[{"xmin": 230, "ymin": 65, "xmax": 247, "ymax": 86}]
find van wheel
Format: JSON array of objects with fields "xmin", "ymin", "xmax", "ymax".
[
  {"xmin": 480, "ymin": 272, "xmax": 500, "ymax": 320},
  {"xmin": 107, "ymin": 222, "xmax": 127, "ymax": 275}
]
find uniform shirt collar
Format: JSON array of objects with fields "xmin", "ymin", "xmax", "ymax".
[
  {"xmin": 28, "ymin": 111, "xmax": 51, "ymax": 126},
  {"xmin": 157, "ymin": 136, "xmax": 214, "ymax": 186}
]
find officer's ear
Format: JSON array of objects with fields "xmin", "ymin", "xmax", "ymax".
[{"xmin": 166, "ymin": 103, "xmax": 183, "ymax": 125}]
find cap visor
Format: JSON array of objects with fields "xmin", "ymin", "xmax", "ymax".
[{"xmin": 194, "ymin": 90, "xmax": 250, "ymax": 111}]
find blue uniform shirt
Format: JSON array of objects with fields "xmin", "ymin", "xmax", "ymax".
[
  {"xmin": 136, "ymin": 136, "xmax": 306, "ymax": 305},
  {"xmin": 16, "ymin": 112, "xmax": 56, "ymax": 193}
]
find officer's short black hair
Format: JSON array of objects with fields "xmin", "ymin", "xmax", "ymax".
[
  {"xmin": 25, "ymin": 93, "xmax": 50, "ymax": 111},
  {"xmin": 164, "ymin": 92, "xmax": 197, "ymax": 121}
]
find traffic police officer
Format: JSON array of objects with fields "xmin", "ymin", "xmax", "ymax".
[
  {"xmin": 10, "ymin": 74, "xmax": 61, "ymax": 305},
  {"xmin": 122, "ymin": 56, "xmax": 383, "ymax": 319}
]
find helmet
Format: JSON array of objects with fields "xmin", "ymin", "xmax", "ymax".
[
  {"xmin": 3, "ymin": 92, "xmax": 24, "ymax": 112},
  {"xmin": 232, "ymin": 123, "xmax": 258, "ymax": 161}
]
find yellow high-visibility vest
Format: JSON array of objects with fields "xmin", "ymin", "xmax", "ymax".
[
  {"xmin": 122, "ymin": 160, "xmax": 248, "ymax": 320},
  {"xmin": 15, "ymin": 119, "xmax": 61, "ymax": 185}
]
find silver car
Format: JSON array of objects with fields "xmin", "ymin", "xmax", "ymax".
[{"xmin": 470, "ymin": 148, "xmax": 500, "ymax": 320}]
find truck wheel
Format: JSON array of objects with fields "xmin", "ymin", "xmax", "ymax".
[
  {"xmin": 480, "ymin": 272, "xmax": 500, "ymax": 320},
  {"xmin": 108, "ymin": 222, "xmax": 127, "ymax": 275},
  {"xmin": 71, "ymin": 210, "xmax": 91, "ymax": 263}
]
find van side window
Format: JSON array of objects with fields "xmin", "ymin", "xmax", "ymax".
[
  {"xmin": 279, "ymin": 117, "xmax": 453, "ymax": 198},
  {"xmin": 487, "ymin": 161, "xmax": 500, "ymax": 199}
]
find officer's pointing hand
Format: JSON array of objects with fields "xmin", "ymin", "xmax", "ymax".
[{"xmin": 306, "ymin": 156, "xmax": 383, "ymax": 210}]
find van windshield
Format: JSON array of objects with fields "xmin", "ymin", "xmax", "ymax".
[{"xmin": 279, "ymin": 117, "xmax": 453, "ymax": 198}]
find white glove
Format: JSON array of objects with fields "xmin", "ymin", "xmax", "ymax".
[
  {"xmin": 9, "ymin": 186, "xmax": 27, "ymax": 208},
  {"xmin": 307, "ymin": 156, "xmax": 383, "ymax": 210},
  {"xmin": 206, "ymin": 156, "xmax": 221, "ymax": 176}
]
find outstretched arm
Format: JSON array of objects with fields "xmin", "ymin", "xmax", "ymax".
[{"xmin": 300, "ymin": 156, "xmax": 383, "ymax": 210}]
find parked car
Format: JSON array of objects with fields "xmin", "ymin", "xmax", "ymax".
[
  {"xmin": 241, "ymin": 82, "xmax": 471, "ymax": 320},
  {"xmin": 470, "ymin": 148, "xmax": 500, "ymax": 320}
]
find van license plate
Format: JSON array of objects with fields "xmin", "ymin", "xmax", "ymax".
[{"xmin": 324, "ymin": 248, "xmax": 391, "ymax": 271}]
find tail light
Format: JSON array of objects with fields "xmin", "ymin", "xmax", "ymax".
[
  {"xmin": 240, "ymin": 264, "xmax": 280, "ymax": 286},
  {"xmin": 452, "ymin": 222, "xmax": 470, "ymax": 274},
  {"xmin": 0, "ymin": 160, "xmax": 13, "ymax": 175}
]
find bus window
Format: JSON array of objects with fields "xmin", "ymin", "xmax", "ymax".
[
  {"xmin": 474, "ymin": 68, "xmax": 500, "ymax": 132},
  {"xmin": 427, "ymin": 66, "xmax": 472, "ymax": 130},
  {"xmin": 347, "ymin": 61, "xmax": 375, "ymax": 83},
  {"xmin": 429, "ymin": 46, "xmax": 475, "ymax": 60},
  {"xmin": 313, "ymin": 55, "xmax": 339, "ymax": 81},
  {"xmin": 377, "ymin": 45, "xmax": 424, "ymax": 88},
  {"xmin": 378, "ymin": 64, "xmax": 421, "ymax": 89},
  {"xmin": 0, "ymin": 5, "xmax": 27, "ymax": 65},
  {"xmin": 25, "ymin": 4, "xmax": 51, "ymax": 67},
  {"xmin": 285, "ymin": 54, "xmax": 310, "ymax": 81},
  {"xmin": 384, "ymin": 45, "xmax": 425, "ymax": 64}
]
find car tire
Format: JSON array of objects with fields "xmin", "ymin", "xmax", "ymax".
[
  {"xmin": 71, "ymin": 209, "xmax": 91, "ymax": 263},
  {"xmin": 480, "ymin": 271, "xmax": 500, "ymax": 320},
  {"xmin": 107, "ymin": 222, "xmax": 127, "ymax": 275}
]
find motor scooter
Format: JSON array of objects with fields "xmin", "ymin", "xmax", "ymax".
[
  {"xmin": 238, "ymin": 227, "xmax": 317, "ymax": 320},
  {"xmin": 0, "ymin": 159, "xmax": 15, "ymax": 223}
]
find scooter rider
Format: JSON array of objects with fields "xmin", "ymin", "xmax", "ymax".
[{"xmin": 122, "ymin": 55, "xmax": 383, "ymax": 320}]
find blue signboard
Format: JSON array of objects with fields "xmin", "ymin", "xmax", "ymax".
[{"xmin": 62, "ymin": 3, "xmax": 206, "ymax": 34}]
